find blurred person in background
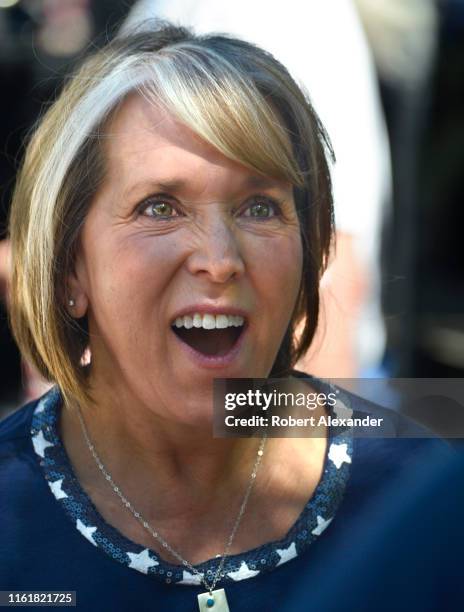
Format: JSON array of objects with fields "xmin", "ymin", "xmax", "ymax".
[
  {"xmin": 354, "ymin": 0, "xmax": 440, "ymax": 375},
  {"xmin": 354, "ymin": 0, "xmax": 438, "ymax": 90},
  {"xmin": 0, "ymin": 0, "xmax": 133, "ymax": 410},
  {"xmin": 0, "ymin": 0, "xmax": 95, "ymax": 407}
]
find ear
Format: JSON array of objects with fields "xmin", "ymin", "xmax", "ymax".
[{"xmin": 66, "ymin": 247, "xmax": 89, "ymax": 319}]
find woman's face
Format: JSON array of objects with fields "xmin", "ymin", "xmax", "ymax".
[{"xmin": 71, "ymin": 93, "xmax": 303, "ymax": 425}]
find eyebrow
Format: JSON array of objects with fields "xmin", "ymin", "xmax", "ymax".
[
  {"xmin": 125, "ymin": 180, "xmax": 184, "ymax": 200},
  {"xmin": 125, "ymin": 175, "xmax": 289, "ymax": 201}
]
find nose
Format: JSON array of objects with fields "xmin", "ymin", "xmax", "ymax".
[{"xmin": 186, "ymin": 216, "xmax": 245, "ymax": 284}]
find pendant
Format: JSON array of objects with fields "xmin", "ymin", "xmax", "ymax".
[{"xmin": 197, "ymin": 588, "xmax": 230, "ymax": 611}]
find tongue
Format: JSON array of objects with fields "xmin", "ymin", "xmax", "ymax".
[{"xmin": 174, "ymin": 327, "xmax": 240, "ymax": 356}]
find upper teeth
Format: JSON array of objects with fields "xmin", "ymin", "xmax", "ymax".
[{"xmin": 173, "ymin": 313, "xmax": 245, "ymax": 330}]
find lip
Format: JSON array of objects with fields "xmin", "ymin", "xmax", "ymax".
[{"xmin": 170, "ymin": 317, "xmax": 249, "ymax": 370}]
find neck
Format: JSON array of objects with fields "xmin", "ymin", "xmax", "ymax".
[
  {"xmin": 59, "ymin": 379, "xmax": 328, "ymax": 564},
  {"xmin": 61, "ymin": 381, "xmax": 268, "ymax": 521}
]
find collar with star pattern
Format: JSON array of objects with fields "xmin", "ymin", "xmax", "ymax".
[{"xmin": 31, "ymin": 386, "xmax": 352, "ymax": 584}]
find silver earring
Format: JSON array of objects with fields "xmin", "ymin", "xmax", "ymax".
[{"xmin": 68, "ymin": 298, "xmax": 75, "ymax": 307}]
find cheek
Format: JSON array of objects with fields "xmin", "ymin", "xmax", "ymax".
[
  {"xmin": 82, "ymin": 227, "xmax": 185, "ymax": 325},
  {"xmin": 248, "ymin": 231, "xmax": 303, "ymax": 308},
  {"xmin": 278, "ymin": 237, "xmax": 303, "ymax": 295}
]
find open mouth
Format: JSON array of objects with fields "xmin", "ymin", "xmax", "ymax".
[{"xmin": 171, "ymin": 313, "xmax": 246, "ymax": 357}]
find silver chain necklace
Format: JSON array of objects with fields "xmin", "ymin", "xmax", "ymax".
[{"xmin": 76, "ymin": 406, "xmax": 267, "ymax": 612}]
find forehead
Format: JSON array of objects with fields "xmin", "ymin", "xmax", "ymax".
[
  {"xmin": 100, "ymin": 93, "xmax": 290, "ymax": 198},
  {"xmin": 105, "ymin": 93, "xmax": 217, "ymax": 162}
]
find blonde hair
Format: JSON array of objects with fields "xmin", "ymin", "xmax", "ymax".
[{"xmin": 9, "ymin": 23, "xmax": 334, "ymax": 407}]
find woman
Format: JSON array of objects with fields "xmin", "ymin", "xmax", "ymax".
[{"xmin": 0, "ymin": 24, "xmax": 445, "ymax": 612}]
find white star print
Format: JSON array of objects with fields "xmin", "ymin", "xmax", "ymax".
[
  {"xmin": 127, "ymin": 549, "xmax": 159, "ymax": 574},
  {"xmin": 35, "ymin": 398, "xmax": 46, "ymax": 414},
  {"xmin": 275, "ymin": 542, "xmax": 298, "ymax": 566},
  {"xmin": 328, "ymin": 442, "xmax": 352, "ymax": 469},
  {"xmin": 32, "ymin": 430, "xmax": 53, "ymax": 458},
  {"xmin": 311, "ymin": 515, "xmax": 333, "ymax": 536},
  {"xmin": 48, "ymin": 478, "xmax": 68, "ymax": 499},
  {"xmin": 227, "ymin": 561, "xmax": 260, "ymax": 581},
  {"xmin": 178, "ymin": 570, "xmax": 204, "ymax": 585},
  {"xmin": 76, "ymin": 519, "xmax": 98, "ymax": 546}
]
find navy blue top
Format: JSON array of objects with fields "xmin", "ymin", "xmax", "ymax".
[{"xmin": 0, "ymin": 385, "xmax": 452, "ymax": 611}]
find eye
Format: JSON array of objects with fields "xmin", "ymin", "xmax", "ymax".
[
  {"xmin": 139, "ymin": 197, "xmax": 179, "ymax": 219},
  {"xmin": 242, "ymin": 197, "xmax": 281, "ymax": 219}
]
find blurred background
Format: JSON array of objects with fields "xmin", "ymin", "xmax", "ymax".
[{"xmin": 0, "ymin": 0, "xmax": 463, "ymax": 416}]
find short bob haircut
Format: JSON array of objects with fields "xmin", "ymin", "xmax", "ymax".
[{"xmin": 9, "ymin": 23, "xmax": 334, "ymax": 407}]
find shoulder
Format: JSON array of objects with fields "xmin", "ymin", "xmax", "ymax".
[
  {"xmin": 350, "ymin": 436, "xmax": 452, "ymax": 488},
  {"xmin": 293, "ymin": 369, "xmax": 450, "ymax": 439},
  {"xmin": 0, "ymin": 396, "xmax": 46, "ymax": 493},
  {"xmin": 0, "ymin": 391, "xmax": 57, "ymax": 490},
  {"xmin": 0, "ymin": 400, "xmax": 37, "ymax": 447},
  {"xmin": 291, "ymin": 370, "xmax": 453, "ymax": 486},
  {"xmin": 0, "ymin": 401, "xmax": 40, "ymax": 523},
  {"xmin": 0, "ymin": 389, "xmax": 61, "ymax": 524}
]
